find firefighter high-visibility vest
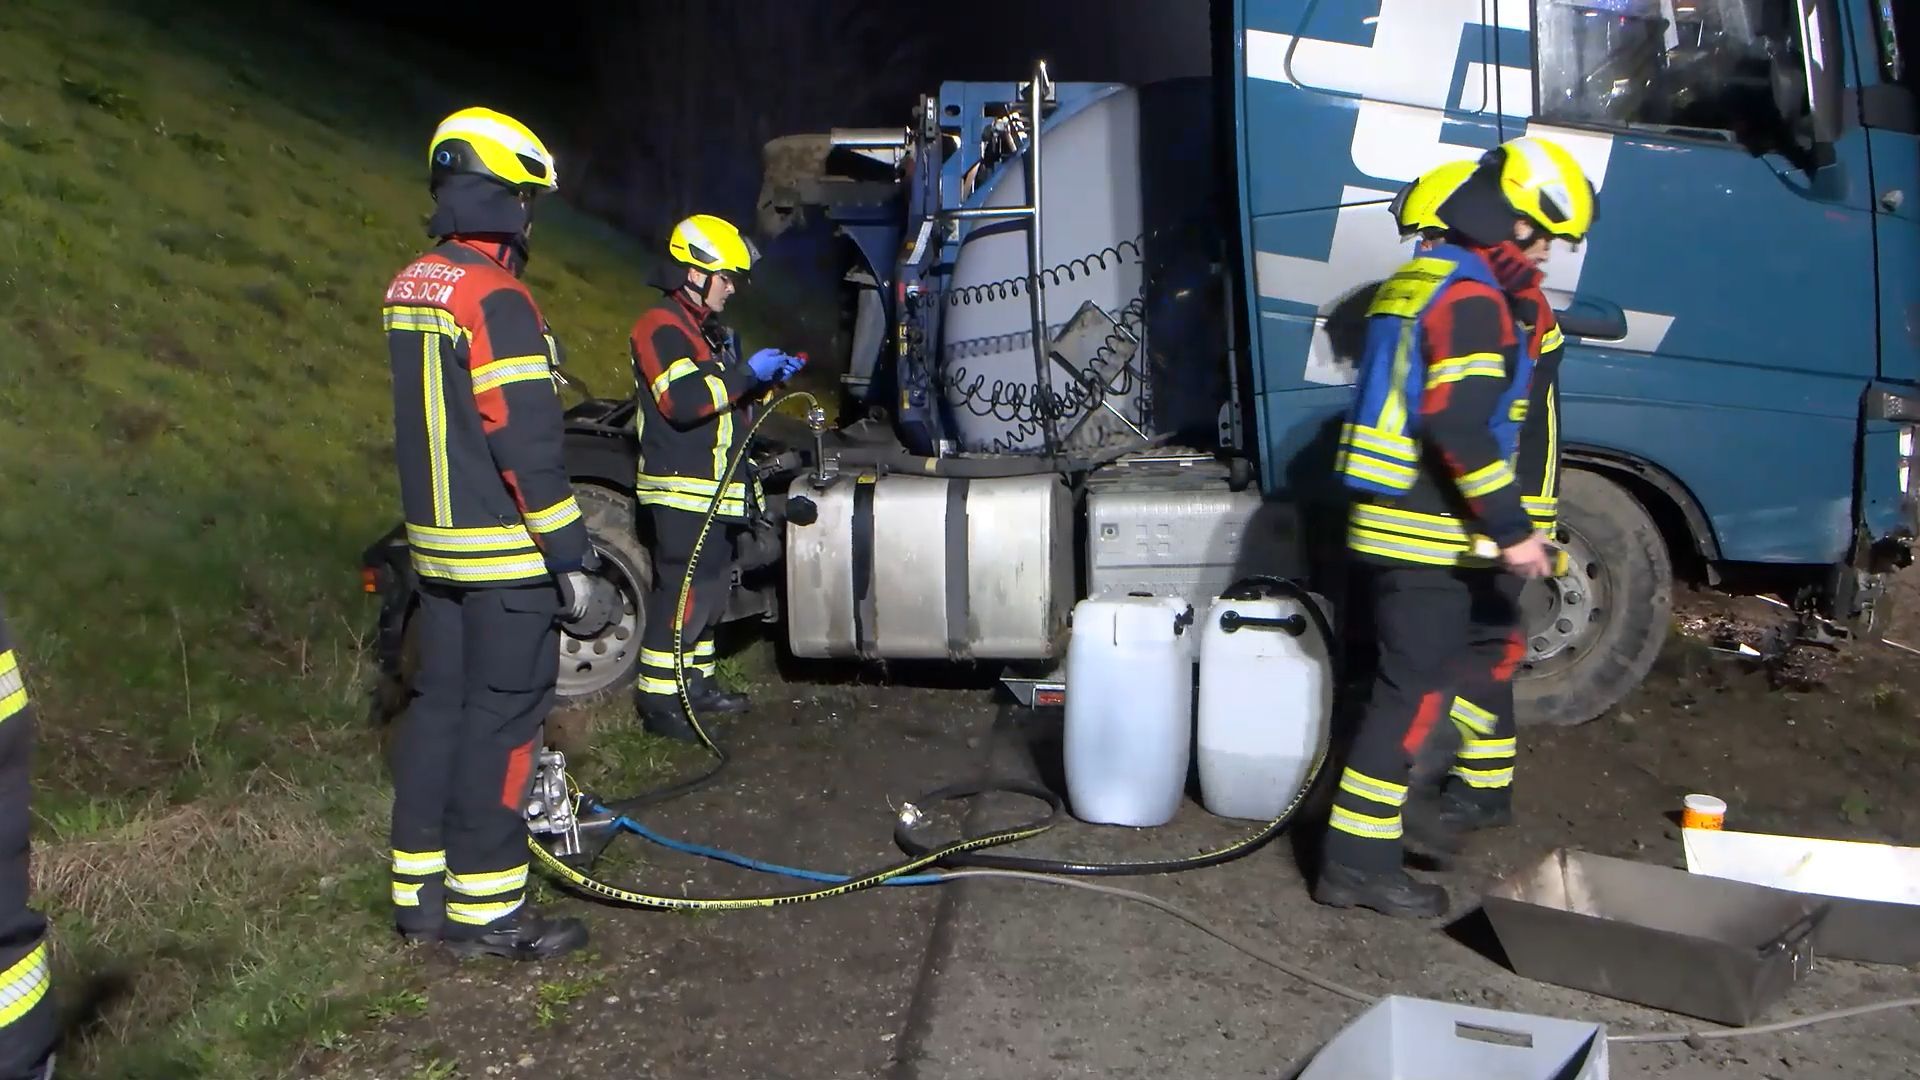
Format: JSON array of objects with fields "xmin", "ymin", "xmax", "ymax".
[{"xmin": 1336, "ymin": 244, "xmax": 1536, "ymax": 567}]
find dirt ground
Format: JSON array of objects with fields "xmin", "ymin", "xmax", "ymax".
[{"xmin": 323, "ymin": 580, "xmax": 1920, "ymax": 1080}]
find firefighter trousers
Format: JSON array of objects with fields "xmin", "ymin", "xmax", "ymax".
[
  {"xmin": 636, "ymin": 506, "xmax": 740, "ymax": 701},
  {"xmin": 1323, "ymin": 564, "xmax": 1524, "ymax": 874},
  {"xmin": 0, "ymin": 602, "xmax": 56, "ymax": 1079},
  {"xmin": 389, "ymin": 582, "xmax": 558, "ymax": 938}
]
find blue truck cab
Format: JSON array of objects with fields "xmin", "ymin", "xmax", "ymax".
[
  {"xmin": 1233, "ymin": 0, "xmax": 1920, "ymax": 718},
  {"xmin": 362, "ymin": 0, "xmax": 1920, "ymax": 722}
]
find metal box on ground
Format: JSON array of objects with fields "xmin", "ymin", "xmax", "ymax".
[
  {"xmin": 1083, "ymin": 453, "xmax": 1299, "ymax": 604},
  {"xmin": 1483, "ymin": 849, "xmax": 1828, "ymax": 1027},
  {"xmin": 1684, "ymin": 827, "xmax": 1920, "ymax": 966},
  {"xmin": 1298, "ymin": 995, "xmax": 1609, "ymax": 1080},
  {"xmin": 785, "ymin": 473, "xmax": 1073, "ymax": 660}
]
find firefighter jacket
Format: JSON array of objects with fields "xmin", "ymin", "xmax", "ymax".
[
  {"xmin": 1336, "ymin": 243, "xmax": 1536, "ymax": 567},
  {"xmin": 627, "ymin": 293, "xmax": 767, "ymax": 522},
  {"xmin": 382, "ymin": 239, "xmax": 590, "ymax": 587},
  {"xmin": 1511, "ymin": 287, "xmax": 1564, "ymax": 533}
]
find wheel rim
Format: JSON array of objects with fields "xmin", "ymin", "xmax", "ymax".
[
  {"xmin": 555, "ymin": 553, "xmax": 643, "ymax": 698},
  {"xmin": 1517, "ymin": 522, "xmax": 1610, "ymax": 680}
]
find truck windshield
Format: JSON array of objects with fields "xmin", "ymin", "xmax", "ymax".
[{"xmin": 1534, "ymin": 0, "xmax": 1807, "ymax": 140}]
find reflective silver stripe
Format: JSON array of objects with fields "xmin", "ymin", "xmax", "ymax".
[
  {"xmin": 445, "ymin": 865, "xmax": 529, "ymax": 898},
  {"xmin": 1449, "ymin": 697, "xmax": 1498, "ymax": 737},
  {"xmin": 1337, "ymin": 768, "xmax": 1409, "ymax": 807},
  {"xmin": 392, "ymin": 849, "xmax": 447, "ymax": 876},
  {"xmin": 392, "ymin": 882, "xmax": 425, "ymax": 907},
  {"xmin": 1451, "ymin": 764, "xmax": 1515, "ymax": 789},
  {"xmin": 0, "ymin": 943, "xmax": 51, "ymax": 1028},
  {"xmin": 447, "ymin": 897, "xmax": 523, "ymax": 926},
  {"xmin": 1457, "ymin": 737, "xmax": 1517, "ymax": 760},
  {"xmin": 523, "ymin": 497, "xmax": 583, "ymax": 534},
  {"xmin": 1328, "ymin": 806, "xmax": 1402, "ymax": 840}
]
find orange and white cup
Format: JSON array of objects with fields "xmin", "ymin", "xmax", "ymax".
[{"xmin": 1682, "ymin": 793, "xmax": 1727, "ymax": 831}]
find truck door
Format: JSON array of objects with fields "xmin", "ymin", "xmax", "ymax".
[
  {"xmin": 1496, "ymin": 0, "xmax": 1881, "ymax": 564},
  {"xmin": 1237, "ymin": 0, "xmax": 1514, "ymax": 487},
  {"xmin": 1863, "ymin": 0, "xmax": 1920, "ymax": 388}
]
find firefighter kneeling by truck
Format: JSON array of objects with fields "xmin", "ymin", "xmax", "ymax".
[
  {"xmin": 626, "ymin": 214, "xmax": 807, "ymax": 742},
  {"xmin": 1316, "ymin": 136, "xmax": 1594, "ymax": 918}
]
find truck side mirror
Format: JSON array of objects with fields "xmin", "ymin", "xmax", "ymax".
[
  {"xmin": 1790, "ymin": 0, "xmax": 1845, "ymax": 170},
  {"xmin": 1556, "ymin": 297, "xmax": 1629, "ymax": 343}
]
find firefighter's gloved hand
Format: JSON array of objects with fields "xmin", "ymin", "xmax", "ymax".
[
  {"xmin": 747, "ymin": 348, "xmax": 793, "ymax": 383},
  {"xmin": 556, "ymin": 569, "xmax": 594, "ymax": 623},
  {"xmin": 774, "ymin": 351, "xmax": 808, "ymax": 380}
]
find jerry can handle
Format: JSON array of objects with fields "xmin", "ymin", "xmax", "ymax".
[{"xmin": 1219, "ymin": 609, "xmax": 1306, "ymax": 637}]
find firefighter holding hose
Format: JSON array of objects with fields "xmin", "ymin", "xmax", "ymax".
[
  {"xmin": 1319, "ymin": 136, "xmax": 1596, "ymax": 917},
  {"xmin": 628, "ymin": 214, "xmax": 806, "ymax": 741}
]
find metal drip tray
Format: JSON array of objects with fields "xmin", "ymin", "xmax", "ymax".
[{"xmin": 1483, "ymin": 849, "xmax": 1828, "ymax": 1026}]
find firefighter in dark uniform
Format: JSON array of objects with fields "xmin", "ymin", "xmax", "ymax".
[
  {"xmin": 382, "ymin": 107, "xmax": 595, "ymax": 960},
  {"xmin": 1315, "ymin": 136, "xmax": 1596, "ymax": 917},
  {"xmin": 1382, "ymin": 159, "xmax": 1571, "ymax": 855},
  {"xmin": 628, "ymin": 214, "xmax": 804, "ymax": 741},
  {"xmin": 0, "ymin": 602, "xmax": 56, "ymax": 1079}
]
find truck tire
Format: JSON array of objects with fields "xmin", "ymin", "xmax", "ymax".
[
  {"xmin": 1514, "ymin": 469, "xmax": 1672, "ymax": 727},
  {"xmin": 557, "ymin": 484, "xmax": 652, "ymax": 706}
]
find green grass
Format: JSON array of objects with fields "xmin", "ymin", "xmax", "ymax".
[{"xmin": 0, "ymin": 0, "xmax": 725, "ymax": 1074}]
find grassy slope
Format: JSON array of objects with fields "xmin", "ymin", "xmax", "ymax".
[{"xmin": 0, "ymin": 1, "xmax": 688, "ymax": 1075}]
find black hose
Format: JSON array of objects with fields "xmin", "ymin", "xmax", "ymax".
[{"xmin": 896, "ymin": 575, "xmax": 1341, "ymax": 876}]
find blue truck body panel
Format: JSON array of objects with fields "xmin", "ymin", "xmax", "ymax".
[{"xmin": 1232, "ymin": 0, "xmax": 1914, "ymax": 567}]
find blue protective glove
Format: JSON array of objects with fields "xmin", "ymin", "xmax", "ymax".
[
  {"xmin": 775, "ymin": 351, "xmax": 808, "ymax": 380},
  {"xmin": 747, "ymin": 347, "xmax": 789, "ymax": 382}
]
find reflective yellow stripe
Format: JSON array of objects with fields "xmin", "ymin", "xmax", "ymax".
[
  {"xmin": 446, "ymin": 865, "xmax": 530, "ymax": 898},
  {"xmin": 1351, "ymin": 504, "xmax": 1470, "ymax": 543},
  {"xmin": 1457, "ymin": 460, "xmax": 1516, "ymax": 498},
  {"xmin": 524, "ymin": 496, "xmax": 582, "ymax": 534},
  {"xmin": 392, "ymin": 882, "xmax": 424, "ymax": 907},
  {"xmin": 693, "ymin": 639, "xmax": 716, "ymax": 658},
  {"xmin": 1366, "ymin": 257, "xmax": 1454, "ymax": 318},
  {"xmin": 1541, "ymin": 324, "xmax": 1565, "ymax": 352},
  {"xmin": 1458, "ymin": 737, "xmax": 1517, "ymax": 760},
  {"xmin": 423, "ymin": 335, "xmax": 452, "ymax": 527},
  {"xmin": 693, "ymin": 661, "xmax": 717, "ymax": 677},
  {"xmin": 1449, "ymin": 697, "xmax": 1498, "ymax": 737},
  {"xmin": 636, "ymin": 675, "xmax": 681, "ymax": 697},
  {"xmin": 1542, "ymin": 386, "xmax": 1560, "ymax": 500},
  {"xmin": 1337, "ymin": 768, "xmax": 1409, "ymax": 808},
  {"xmin": 406, "ymin": 522, "xmax": 538, "ymax": 553},
  {"xmin": 383, "ymin": 304, "xmax": 464, "ymax": 339},
  {"xmin": 1509, "ymin": 398, "xmax": 1529, "ymax": 423},
  {"xmin": 639, "ymin": 648, "xmax": 681, "ymax": 670},
  {"xmin": 1340, "ymin": 422, "xmax": 1418, "ymax": 461},
  {"xmin": 0, "ymin": 651, "xmax": 24, "ymax": 725},
  {"xmin": 447, "ymin": 897, "xmax": 524, "ymax": 926},
  {"xmin": 649, "ymin": 357, "xmax": 702, "ymax": 401},
  {"xmin": 392, "ymin": 849, "xmax": 447, "ymax": 877},
  {"xmin": 706, "ymin": 375, "xmax": 732, "ymax": 479},
  {"xmin": 410, "ymin": 553, "xmax": 549, "ymax": 583},
  {"xmin": 0, "ymin": 943, "xmax": 51, "ymax": 1028},
  {"xmin": 633, "ymin": 474, "xmax": 749, "ymax": 517},
  {"xmin": 1378, "ymin": 324, "xmax": 1415, "ymax": 433},
  {"xmin": 471, "ymin": 355, "xmax": 554, "ymax": 394},
  {"xmin": 1425, "ymin": 352, "xmax": 1507, "ymax": 388},
  {"xmin": 1342, "ymin": 457, "xmax": 1419, "ymax": 489},
  {"xmin": 1450, "ymin": 764, "xmax": 1515, "ymax": 789},
  {"xmin": 1328, "ymin": 805, "xmax": 1402, "ymax": 840}
]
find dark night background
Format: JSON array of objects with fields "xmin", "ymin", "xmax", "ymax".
[{"xmin": 317, "ymin": 0, "xmax": 1216, "ymax": 250}]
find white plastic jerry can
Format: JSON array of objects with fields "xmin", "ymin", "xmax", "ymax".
[
  {"xmin": 1062, "ymin": 592, "xmax": 1196, "ymax": 827},
  {"xmin": 1196, "ymin": 583, "xmax": 1334, "ymax": 822}
]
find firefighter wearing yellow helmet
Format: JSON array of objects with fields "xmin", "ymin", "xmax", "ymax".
[
  {"xmin": 627, "ymin": 213, "xmax": 806, "ymax": 740},
  {"xmin": 380, "ymin": 106, "xmax": 592, "ymax": 961},
  {"xmin": 1320, "ymin": 136, "xmax": 1595, "ymax": 919}
]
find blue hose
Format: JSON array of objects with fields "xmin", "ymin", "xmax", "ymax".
[{"xmin": 609, "ymin": 814, "xmax": 949, "ymax": 887}]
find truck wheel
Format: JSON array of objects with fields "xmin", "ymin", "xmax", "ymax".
[
  {"xmin": 557, "ymin": 484, "xmax": 652, "ymax": 705},
  {"xmin": 1514, "ymin": 469, "xmax": 1673, "ymax": 726}
]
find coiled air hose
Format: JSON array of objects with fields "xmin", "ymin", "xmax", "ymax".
[{"xmin": 524, "ymin": 392, "xmax": 1338, "ymax": 907}]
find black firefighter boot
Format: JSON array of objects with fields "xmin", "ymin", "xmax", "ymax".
[
  {"xmin": 687, "ymin": 670, "xmax": 751, "ymax": 714},
  {"xmin": 443, "ymin": 906, "xmax": 589, "ymax": 962},
  {"xmin": 637, "ymin": 690, "xmax": 702, "ymax": 743},
  {"xmin": 1312, "ymin": 861, "xmax": 1450, "ymax": 919},
  {"xmin": 1435, "ymin": 781, "xmax": 1515, "ymax": 831}
]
